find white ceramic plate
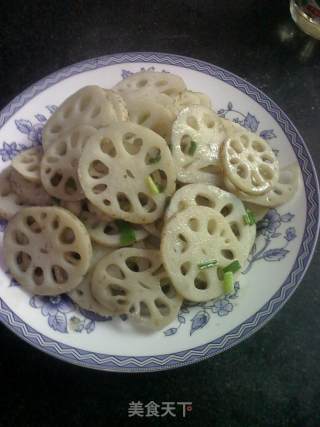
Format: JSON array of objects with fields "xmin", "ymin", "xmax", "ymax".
[{"xmin": 0, "ymin": 52, "xmax": 318, "ymax": 372}]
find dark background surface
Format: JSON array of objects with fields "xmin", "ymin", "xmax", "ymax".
[{"xmin": 0, "ymin": 1, "xmax": 320, "ymax": 426}]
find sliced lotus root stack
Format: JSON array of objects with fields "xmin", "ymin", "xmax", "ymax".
[
  {"xmin": 165, "ymin": 183, "xmax": 255, "ymax": 258},
  {"xmin": 10, "ymin": 168, "xmax": 53, "ymax": 206},
  {"xmin": 78, "ymin": 122, "xmax": 176, "ymax": 224},
  {"xmin": 222, "ymin": 131, "xmax": 279, "ymax": 195},
  {"xmin": 171, "ymin": 105, "xmax": 226, "ymax": 184},
  {"xmin": 91, "ymin": 248, "xmax": 183, "ymax": 329},
  {"xmin": 42, "ymin": 86, "xmax": 125, "ymax": 149},
  {"xmin": 126, "ymin": 97, "xmax": 175, "ymax": 142},
  {"xmin": 113, "ymin": 71, "xmax": 187, "ymax": 98},
  {"xmin": 68, "ymin": 243, "xmax": 114, "ymax": 315},
  {"xmin": 0, "ymin": 167, "xmax": 25, "ymax": 219},
  {"xmin": 173, "ymin": 90, "xmax": 212, "ymax": 113},
  {"xmin": 12, "ymin": 146, "xmax": 43, "ymax": 183},
  {"xmin": 161, "ymin": 206, "xmax": 246, "ymax": 302},
  {"xmin": 41, "ymin": 125, "xmax": 96, "ymax": 201},
  {"xmin": 3, "ymin": 207, "xmax": 92, "ymax": 295},
  {"xmin": 224, "ymin": 163, "xmax": 299, "ymax": 207}
]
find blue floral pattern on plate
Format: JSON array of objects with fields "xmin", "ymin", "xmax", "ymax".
[{"xmin": 2, "ymin": 67, "xmax": 296, "ymax": 337}]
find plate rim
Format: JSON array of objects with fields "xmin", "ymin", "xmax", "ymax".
[{"xmin": 0, "ymin": 51, "xmax": 319, "ymax": 373}]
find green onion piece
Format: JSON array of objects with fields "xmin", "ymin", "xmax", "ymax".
[
  {"xmin": 223, "ymin": 271, "xmax": 234, "ymax": 294},
  {"xmin": 149, "ymin": 154, "xmax": 161, "ymax": 164},
  {"xmin": 198, "ymin": 260, "xmax": 217, "ymax": 270},
  {"xmin": 243, "ymin": 208, "xmax": 256, "ymax": 225},
  {"xmin": 223, "ymin": 260, "xmax": 241, "ymax": 274},
  {"xmin": 188, "ymin": 141, "xmax": 197, "ymax": 156},
  {"xmin": 115, "ymin": 220, "xmax": 136, "ymax": 245},
  {"xmin": 145, "ymin": 176, "xmax": 160, "ymax": 195}
]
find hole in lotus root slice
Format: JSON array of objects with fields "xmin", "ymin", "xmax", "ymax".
[
  {"xmin": 150, "ymin": 169, "xmax": 167, "ymax": 192},
  {"xmin": 230, "ymin": 222, "xmax": 241, "ymax": 240},
  {"xmin": 89, "ymin": 160, "xmax": 109, "ymax": 179},
  {"xmin": 64, "ymin": 251, "xmax": 81, "ymax": 265},
  {"xmin": 41, "ymin": 125, "xmax": 96, "ymax": 201},
  {"xmin": 180, "ymin": 261, "xmax": 191, "ymax": 276},
  {"xmin": 42, "ymin": 86, "xmax": 123, "ymax": 150},
  {"xmin": 175, "ymin": 233, "xmax": 189, "ymax": 254},
  {"xmin": 108, "ymin": 283, "xmax": 127, "ymax": 296},
  {"xmin": 78, "ymin": 123, "xmax": 176, "ymax": 224},
  {"xmin": 138, "ymin": 192, "xmax": 157, "ymax": 213},
  {"xmin": 180, "ymin": 135, "xmax": 195, "ymax": 156},
  {"xmin": 117, "ymin": 192, "xmax": 133, "ymax": 212},
  {"xmin": 16, "ymin": 251, "xmax": 31, "ymax": 272},
  {"xmin": 139, "ymin": 301, "xmax": 151, "ymax": 318},
  {"xmin": 220, "ymin": 203, "xmax": 233, "ymax": 217},
  {"xmin": 52, "ymin": 265, "xmax": 69, "ymax": 284},
  {"xmin": 4, "ymin": 207, "xmax": 92, "ymax": 295},
  {"xmin": 106, "ymin": 264, "xmax": 126, "ymax": 280},
  {"xmin": 100, "ymin": 138, "xmax": 116, "ymax": 157},
  {"xmin": 145, "ymin": 147, "xmax": 161, "ymax": 165},
  {"xmin": 161, "ymin": 206, "xmax": 246, "ymax": 302},
  {"xmin": 12, "ymin": 147, "xmax": 43, "ymax": 183},
  {"xmin": 92, "ymin": 183, "xmax": 108, "ymax": 194},
  {"xmin": 154, "ymin": 298, "xmax": 170, "ymax": 316},
  {"xmin": 207, "ymin": 218, "xmax": 217, "ymax": 235},
  {"xmin": 186, "ymin": 115, "xmax": 200, "ymax": 131},
  {"xmin": 222, "ymin": 134, "xmax": 279, "ymax": 195},
  {"xmin": 33, "ymin": 267, "xmax": 44, "ymax": 286},
  {"xmin": 195, "ymin": 194, "xmax": 215, "ymax": 208},
  {"xmin": 25, "ymin": 216, "xmax": 42, "ymax": 233},
  {"xmin": 221, "ymin": 249, "xmax": 234, "ymax": 260},
  {"xmin": 159, "ymin": 278, "xmax": 177, "ymax": 299},
  {"xmin": 113, "ymin": 71, "xmax": 186, "ymax": 98},
  {"xmin": 171, "ymin": 106, "xmax": 226, "ymax": 184},
  {"xmin": 122, "ymin": 133, "xmax": 143, "ymax": 155},
  {"xmin": 194, "ymin": 272, "xmax": 208, "ymax": 290},
  {"xmin": 14, "ymin": 230, "xmax": 29, "ymax": 245},
  {"xmin": 188, "ymin": 217, "xmax": 200, "ymax": 232},
  {"xmin": 59, "ymin": 227, "xmax": 76, "ymax": 244},
  {"xmin": 125, "ymin": 256, "xmax": 152, "ymax": 272}
]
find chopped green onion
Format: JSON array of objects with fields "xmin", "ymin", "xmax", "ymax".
[
  {"xmin": 243, "ymin": 208, "xmax": 256, "ymax": 225},
  {"xmin": 115, "ymin": 220, "xmax": 136, "ymax": 245},
  {"xmin": 223, "ymin": 260, "xmax": 241, "ymax": 274},
  {"xmin": 149, "ymin": 154, "xmax": 161, "ymax": 164},
  {"xmin": 223, "ymin": 271, "xmax": 234, "ymax": 294},
  {"xmin": 198, "ymin": 260, "xmax": 218, "ymax": 270},
  {"xmin": 145, "ymin": 176, "xmax": 160, "ymax": 195},
  {"xmin": 188, "ymin": 141, "xmax": 197, "ymax": 156}
]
